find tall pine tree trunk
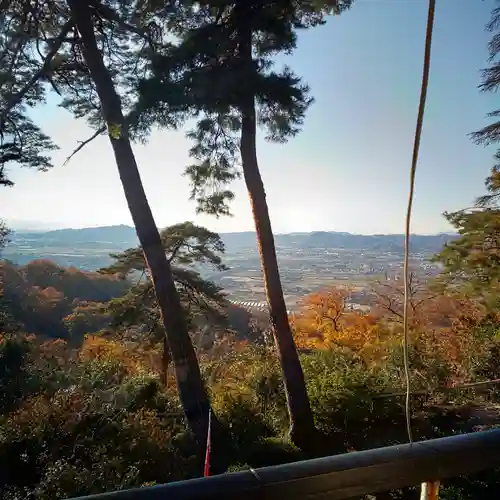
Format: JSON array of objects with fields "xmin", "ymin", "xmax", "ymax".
[
  {"xmin": 237, "ymin": 17, "xmax": 317, "ymax": 449},
  {"xmin": 67, "ymin": 0, "xmax": 210, "ymax": 444}
]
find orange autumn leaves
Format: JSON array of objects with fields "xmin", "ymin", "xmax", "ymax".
[
  {"xmin": 291, "ymin": 287, "xmax": 379, "ymax": 352},
  {"xmin": 80, "ymin": 335, "xmax": 160, "ymax": 377},
  {"xmin": 290, "ymin": 283, "xmax": 491, "ymax": 378},
  {"xmin": 1, "ymin": 259, "xmax": 128, "ymax": 339}
]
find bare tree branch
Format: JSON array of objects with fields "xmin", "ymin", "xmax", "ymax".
[{"xmin": 63, "ymin": 125, "xmax": 105, "ymax": 166}]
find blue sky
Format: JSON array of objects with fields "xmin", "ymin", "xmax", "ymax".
[{"xmin": 1, "ymin": 0, "xmax": 497, "ymax": 234}]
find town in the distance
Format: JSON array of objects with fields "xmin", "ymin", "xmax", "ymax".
[{"xmin": 4, "ymin": 224, "xmax": 454, "ymax": 316}]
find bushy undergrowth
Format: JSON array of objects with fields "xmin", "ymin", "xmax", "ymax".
[{"xmin": 1, "ymin": 333, "xmax": 499, "ymax": 499}]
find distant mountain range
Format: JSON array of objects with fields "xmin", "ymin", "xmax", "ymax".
[{"xmin": 10, "ymin": 225, "xmax": 457, "ymax": 253}]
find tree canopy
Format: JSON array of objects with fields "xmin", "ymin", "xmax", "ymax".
[
  {"xmin": 470, "ymin": 3, "xmax": 500, "ymax": 210},
  {"xmin": 435, "ymin": 4, "xmax": 500, "ymax": 307},
  {"xmin": 0, "ymin": 2, "xmax": 61, "ymax": 185},
  {"xmin": 136, "ymin": 0, "xmax": 352, "ymax": 216},
  {"xmin": 97, "ymin": 221, "xmax": 229, "ymax": 343}
]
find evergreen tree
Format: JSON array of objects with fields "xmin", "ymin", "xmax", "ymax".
[
  {"xmin": 98, "ymin": 222, "xmax": 229, "ymax": 381},
  {"xmin": 0, "ymin": 2, "xmax": 60, "ymax": 186},
  {"xmin": 0, "ymin": 219, "xmax": 9, "ymax": 251},
  {"xmin": 0, "ymin": 1, "xmax": 212, "ymax": 444},
  {"xmin": 471, "ymin": 2, "xmax": 500, "ymax": 207},
  {"xmin": 137, "ymin": 0, "xmax": 352, "ymax": 449},
  {"xmin": 434, "ymin": 207, "xmax": 500, "ymax": 307},
  {"xmin": 435, "ymin": 3, "xmax": 500, "ymax": 308}
]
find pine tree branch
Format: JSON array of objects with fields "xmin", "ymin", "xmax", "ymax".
[
  {"xmin": 88, "ymin": 0, "xmax": 157, "ymax": 47},
  {"xmin": 0, "ymin": 17, "xmax": 75, "ymax": 123}
]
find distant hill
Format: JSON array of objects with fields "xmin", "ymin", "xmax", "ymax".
[
  {"xmin": 277, "ymin": 231, "xmax": 455, "ymax": 253},
  {"xmin": 219, "ymin": 230, "xmax": 455, "ymax": 253},
  {"xmin": 7, "ymin": 224, "xmax": 457, "ymax": 254},
  {"xmin": 2, "ymin": 224, "xmax": 456, "ymax": 275},
  {"xmin": 16, "ymin": 225, "xmax": 138, "ymax": 246}
]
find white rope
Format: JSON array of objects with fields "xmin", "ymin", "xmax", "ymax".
[{"xmin": 403, "ymin": 0, "xmax": 436, "ymax": 445}]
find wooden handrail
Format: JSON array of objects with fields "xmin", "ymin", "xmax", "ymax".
[{"xmin": 71, "ymin": 429, "xmax": 500, "ymax": 500}]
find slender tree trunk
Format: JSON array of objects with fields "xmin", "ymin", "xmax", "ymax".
[
  {"xmin": 236, "ymin": 17, "xmax": 317, "ymax": 449},
  {"xmin": 67, "ymin": 0, "xmax": 210, "ymax": 444}
]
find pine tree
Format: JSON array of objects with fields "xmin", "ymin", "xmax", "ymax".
[
  {"xmin": 0, "ymin": 220, "xmax": 9, "ymax": 251},
  {"xmin": 137, "ymin": 0, "xmax": 353, "ymax": 449},
  {"xmin": 0, "ymin": 1, "xmax": 212, "ymax": 444},
  {"xmin": 99, "ymin": 222, "xmax": 229, "ymax": 381},
  {"xmin": 435, "ymin": 3, "xmax": 500, "ymax": 308},
  {"xmin": 471, "ymin": 2, "xmax": 500, "ymax": 208},
  {"xmin": 435, "ymin": 207, "xmax": 500, "ymax": 306},
  {"xmin": 0, "ymin": 3, "xmax": 59, "ymax": 186}
]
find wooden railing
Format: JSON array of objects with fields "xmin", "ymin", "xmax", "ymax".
[{"xmin": 72, "ymin": 428, "xmax": 500, "ymax": 500}]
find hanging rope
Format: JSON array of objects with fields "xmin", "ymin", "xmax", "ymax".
[{"xmin": 403, "ymin": 0, "xmax": 437, "ymax": 446}]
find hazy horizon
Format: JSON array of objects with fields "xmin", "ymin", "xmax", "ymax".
[
  {"xmin": 1, "ymin": 0, "xmax": 497, "ymax": 235},
  {"xmin": 6, "ymin": 219, "xmax": 457, "ymax": 237}
]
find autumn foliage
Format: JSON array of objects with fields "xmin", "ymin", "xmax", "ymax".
[
  {"xmin": 1, "ymin": 266, "xmax": 500, "ymax": 499},
  {"xmin": 1, "ymin": 260, "xmax": 127, "ymax": 340},
  {"xmin": 291, "ymin": 287, "xmax": 379, "ymax": 354},
  {"xmin": 79, "ymin": 334, "xmax": 161, "ymax": 377},
  {"xmin": 290, "ymin": 279, "xmax": 499, "ymax": 390},
  {"xmin": 3, "ymin": 241, "xmax": 500, "ymax": 499}
]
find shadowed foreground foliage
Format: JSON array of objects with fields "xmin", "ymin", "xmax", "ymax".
[{"xmin": 1, "ymin": 311, "xmax": 500, "ymax": 500}]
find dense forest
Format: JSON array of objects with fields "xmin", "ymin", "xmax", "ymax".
[
  {"xmin": 3, "ymin": 219, "xmax": 500, "ymax": 498},
  {"xmin": 2, "ymin": 0, "xmax": 500, "ymax": 499}
]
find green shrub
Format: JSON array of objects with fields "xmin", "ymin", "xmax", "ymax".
[
  {"xmin": 0, "ymin": 335, "xmax": 31, "ymax": 412},
  {"xmin": 0, "ymin": 387, "xmax": 200, "ymax": 499},
  {"xmin": 2, "ymin": 334, "xmax": 500, "ymax": 499}
]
